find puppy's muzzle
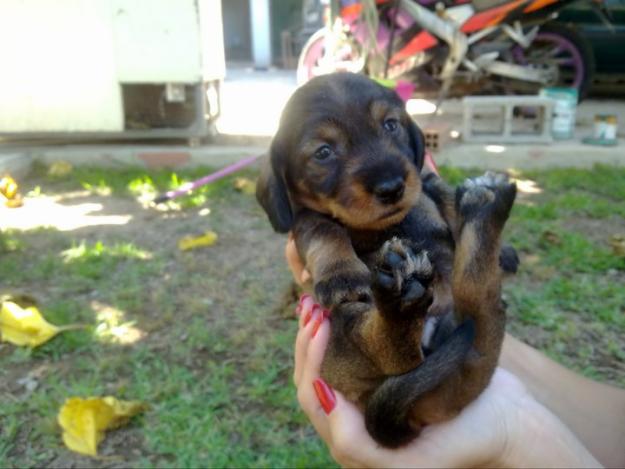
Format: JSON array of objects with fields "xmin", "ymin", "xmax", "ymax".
[{"xmin": 373, "ymin": 177, "xmax": 405, "ymax": 205}]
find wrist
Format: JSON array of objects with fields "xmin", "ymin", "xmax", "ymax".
[{"xmin": 502, "ymin": 397, "xmax": 601, "ymax": 468}]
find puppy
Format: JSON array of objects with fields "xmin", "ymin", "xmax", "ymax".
[{"xmin": 257, "ymin": 72, "xmax": 517, "ymax": 447}]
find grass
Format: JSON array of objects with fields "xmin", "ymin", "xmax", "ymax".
[
  {"xmin": 33, "ymin": 160, "xmax": 238, "ymax": 210},
  {"xmin": 1, "ymin": 163, "xmax": 624, "ymax": 467}
]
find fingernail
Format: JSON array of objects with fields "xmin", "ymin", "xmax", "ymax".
[
  {"xmin": 313, "ymin": 378, "xmax": 336, "ymax": 415},
  {"xmin": 304, "ymin": 304, "xmax": 321, "ymax": 326},
  {"xmin": 299, "ymin": 293, "xmax": 311, "ymax": 305},
  {"xmin": 312, "ymin": 311, "xmax": 325, "ymax": 337}
]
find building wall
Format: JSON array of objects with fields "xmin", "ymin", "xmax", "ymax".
[
  {"xmin": 111, "ymin": 0, "xmax": 202, "ymax": 83},
  {"xmin": 0, "ymin": 0, "xmax": 221, "ymax": 133},
  {"xmin": 0, "ymin": 0, "xmax": 123, "ymax": 132}
]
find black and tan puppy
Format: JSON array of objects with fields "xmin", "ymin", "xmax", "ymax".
[{"xmin": 257, "ymin": 72, "xmax": 517, "ymax": 447}]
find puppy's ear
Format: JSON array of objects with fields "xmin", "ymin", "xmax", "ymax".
[
  {"xmin": 407, "ymin": 119, "xmax": 426, "ymax": 171},
  {"xmin": 256, "ymin": 152, "xmax": 293, "ymax": 233}
]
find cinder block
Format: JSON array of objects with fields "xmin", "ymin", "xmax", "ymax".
[{"xmin": 463, "ymin": 96, "xmax": 553, "ymax": 143}]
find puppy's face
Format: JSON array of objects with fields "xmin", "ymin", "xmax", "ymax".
[{"xmin": 258, "ymin": 73, "xmax": 426, "ymax": 232}]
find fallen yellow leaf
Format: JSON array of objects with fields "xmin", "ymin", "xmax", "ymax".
[
  {"xmin": 4, "ymin": 194, "xmax": 23, "ymax": 208},
  {"xmin": 609, "ymin": 234, "xmax": 625, "ymax": 257},
  {"xmin": 0, "ymin": 174, "xmax": 19, "ymax": 199},
  {"xmin": 178, "ymin": 230, "xmax": 218, "ymax": 251},
  {"xmin": 0, "ymin": 301, "xmax": 61, "ymax": 347},
  {"xmin": 48, "ymin": 160, "xmax": 73, "ymax": 177},
  {"xmin": 233, "ymin": 177, "xmax": 256, "ymax": 195},
  {"xmin": 1, "ymin": 175, "xmax": 22, "ymax": 207},
  {"xmin": 0, "ymin": 300, "xmax": 85, "ymax": 347},
  {"xmin": 58, "ymin": 396, "xmax": 146, "ymax": 456}
]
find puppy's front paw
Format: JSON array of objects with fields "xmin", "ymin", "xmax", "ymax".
[
  {"xmin": 455, "ymin": 172, "xmax": 516, "ymax": 226},
  {"xmin": 373, "ymin": 238, "xmax": 433, "ymax": 315},
  {"xmin": 314, "ymin": 262, "xmax": 372, "ymax": 309}
]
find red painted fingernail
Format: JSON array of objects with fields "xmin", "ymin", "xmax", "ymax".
[
  {"xmin": 322, "ymin": 308, "xmax": 331, "ymax": 319},
  {"xmin": 313, "ymin": 378, "xmax": 336, "ymax": 415},
  {"xmin": 304, "ymin": 304, "xmax": 321, "ymax": 326},
  {"xmin": 299, "ymin": 293, "xmax": 311, "ymax": 305},
  {"xmin": 312, "ymin": 312, "xmax": 325, "ymax": 337}
]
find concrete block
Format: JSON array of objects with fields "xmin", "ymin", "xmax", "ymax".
[{"xmin": 463, "ymin": 96, "xmax": 553, "ymax": 143}]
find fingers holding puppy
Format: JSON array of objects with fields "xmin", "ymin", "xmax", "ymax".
[
  {"xmin": 285, "ymin": 233, "xmax": 311, "ymax": 286},
  {"xmin": 293, "ymin": 296, "xmax": 332, "ymax": 439},
  {"xmin": 292, "ymin": 296, "xmax": 401, "ymax": 468}
]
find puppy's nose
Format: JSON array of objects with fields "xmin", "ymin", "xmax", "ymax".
[{"xmin": 373, "ymin": 177, "xmax": 405, "ymax": 204}]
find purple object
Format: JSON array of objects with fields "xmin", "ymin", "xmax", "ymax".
[
  {"xmin": 395, "ymin": 80, "xmax": 416, "ymax": 102},
  {"xmin": 154, "ymin": 154, "xmax": 261, "ymax": 204},
  {"xmin": 512, "ymin": 32, "xmax": 585, "ymax": 90}
]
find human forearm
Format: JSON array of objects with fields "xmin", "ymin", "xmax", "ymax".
[
  {"xmin": 501, "ymin": 334, "xmax": 625, "ymax": 468},
  {"xmin": 502, "ymin": 392, "xmax": 601, "ymax": 468}
]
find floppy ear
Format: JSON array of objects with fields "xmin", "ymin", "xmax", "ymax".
[
  {"xmin": 256, "ymin": 152, "xmax": 293, "ymax": 233},
  {"xmin": 407, "ymin": 119, "xmax": 426, "ymax": 171}
]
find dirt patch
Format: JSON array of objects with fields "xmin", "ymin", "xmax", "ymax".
[{"xmin": 562, "ymin": 216, "xmax": 625, "ymax": 247}]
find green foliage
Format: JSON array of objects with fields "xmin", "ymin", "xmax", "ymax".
[{"xmin": 37, "ymin": 164, "xmax": 249, "ymax": 209}]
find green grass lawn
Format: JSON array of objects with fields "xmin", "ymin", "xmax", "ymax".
[{"xmin": 0, "ymin": 163, "xmax": 623, "ymax": 467}]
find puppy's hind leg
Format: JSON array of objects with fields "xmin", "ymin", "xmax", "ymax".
[
  {"xmin": 396, "ymin": 173, "xmax": 515, "ymax": 438},
  {"xmin": 452, "ymin": 171, "xmax": 516, "ymax": 373}
]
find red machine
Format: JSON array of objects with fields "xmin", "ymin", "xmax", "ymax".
[{"xmin": 298, "ymin": 0, "xmax": 605, "ymax": 98}]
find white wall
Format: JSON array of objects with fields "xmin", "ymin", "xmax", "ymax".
[
  {"xmin": 111, "ymin": 0, "xmax": 202, "ymax": 83},
  {"xmin": 0, "ymin": 0, "xmax": 222, "ymax": 133},
  {"xmin": 0, "ymin": 0, "xmax": 123, "ymax": 132},
  {"xmin": 199, "ymin": 0, "xmax": 226, "ymax": 81}
]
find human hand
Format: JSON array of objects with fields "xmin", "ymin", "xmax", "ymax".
[
  {"xmin": 293, "ymin": 296, "xmax": 601, "ymax": 468},
  {"xmin": 285, "ymin": 232, "xmax": 311, "ymax": 286}
]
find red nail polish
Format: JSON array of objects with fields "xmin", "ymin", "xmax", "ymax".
[
  {"xmin": 299, "ymin": 293, "xmax": 311, "ymax": 305},
  {"xmin": 312, "ymin": 312, "xmax": 325, "ymax": 337},
  {"xmin": 304, "ymin": 304, "xmax": 321, "ymax": 326},
  {"xmin": 322, "ymin": 308, "xmax": 331, "ymax": 319},
  {"xmin": 313, "ymin": 378, "xmax": 336, "ymax": 415}
]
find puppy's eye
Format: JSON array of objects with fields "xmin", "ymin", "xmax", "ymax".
[
  {"xmin": 383, "ymin": 118, "xmax": 399, "ymax": 132},
  {"xmin": 314, "ymin": 144, "xmax": 333, "ymax": 161}
]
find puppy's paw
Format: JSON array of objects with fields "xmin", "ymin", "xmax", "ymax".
[
  {"xmin": 314, "ymin": 261, "xmax": 372, "ymax": 309},
  {"xmin": 455, "ymin": 172, "xmax": 516, "ymax": 226},
  {"xmin": 373, "ymin": 238, "xmax": 433, "ymax": 315},
  {"xmin": 499, "ymin": 244, "xmax": 520, "ymax": 274}
]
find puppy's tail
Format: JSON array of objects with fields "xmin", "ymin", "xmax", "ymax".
[{"xmin": 364, "ymin": 318, "xmax": 475, "ymax": 448}]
